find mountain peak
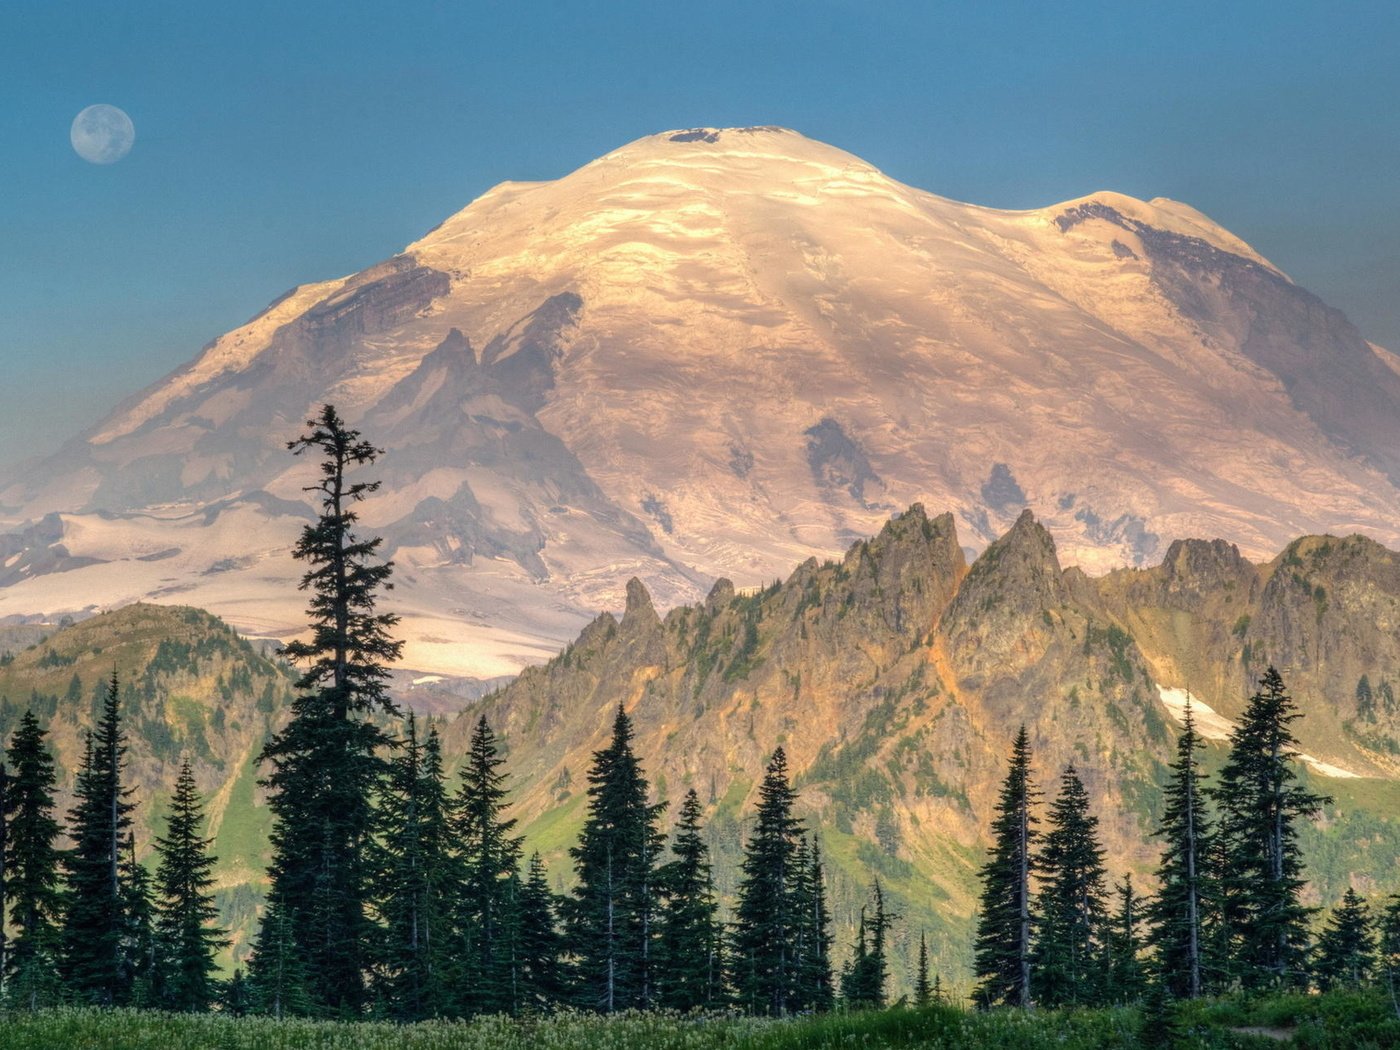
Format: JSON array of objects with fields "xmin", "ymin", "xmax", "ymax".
[{"xmin": 5, "ymin": 127, "xmax": 1400, "ymax": 679}]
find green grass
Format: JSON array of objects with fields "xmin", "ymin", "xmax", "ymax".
[{"xmin": 5, "ymin": 993, "xmax": 1393, "ymax": 1050}]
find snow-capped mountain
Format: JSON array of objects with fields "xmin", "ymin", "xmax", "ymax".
[{"xmin": 5, "ymin": 125, "xmax": 1400, "ymax": 677}]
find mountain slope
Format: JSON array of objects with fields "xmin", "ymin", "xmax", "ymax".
[
  {"xmin": 5, "ymin": 126, "xmax": 1400, "ymax": 677},
  {"xmin": 457, "ymin": 505, "xmax": 1400, "ymax": 982},
  {"xmin": 0, "ymin": 604, "xmax": 296, "ymax": 962}
]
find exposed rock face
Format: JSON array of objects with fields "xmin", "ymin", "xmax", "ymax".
[{"xmin": 450, "ymin": 505, "xmax": 1400, "ymax": 981}]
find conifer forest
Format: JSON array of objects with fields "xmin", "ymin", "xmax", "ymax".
[{"xmin": 1, "ymin": 408, "xmax": 1397, "ymax": 1049}]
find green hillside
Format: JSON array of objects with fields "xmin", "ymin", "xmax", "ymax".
[{"xmin": 0, "ymin": 603, "xmax": 294, "ymax": 965}]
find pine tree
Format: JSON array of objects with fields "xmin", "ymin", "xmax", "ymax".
[
  {"xmin": 1356, "ymin": 675, "xmax": 1377, "ymax": 723},
  {"xmin": 258, "ymin": 405, "xmax": 403, "ymax": 1015},
  {"xmin": 153, "ymin": 759, "xmax": 227, "ymax": 1012},
  {"xmin": 246, "ymin": 897, "xmax": 313, "ymax": 1018},
  {"xmin": 1378, "ymin": 896, "xmax": 1400, "ymax": 1017},
  {"xmin": 1033, "ymin": 765, "xmax": 1108, "ymax": 1007},
  {"xmin": 657, "ymin": 788, "xmax": 722, "ymax": 1011},
  {"xmin": 120, "ymin": 833, "xmax": 160, "ymax": 1007},
  {"xmin": 1210, "ymin": 667, "xmax": 1328, "ymax": 989},
  {"xmin": 1145, "ymin": 697, "xmax": 1211, "ymax": 998},
  {"xmin": 60, "ymin": 671, "xmax": 136, "ymax": 1005},
  {"xmin": 221, "ymin": 967, "xmax": 249, "ymax": 1016},
  {"xmin": 731, "ymin": 747, "xmax": 809, "ymax": 1015},
  {"xmin": 2, "ymin": 712, "xmax": 63, "ymax": 1007},
  {"xmin": 973, "ymin": 726, "xmax": 1039, "ymax": 1009},
  {"xmin": 1, "ymin": 760, "xmax": 7, "ymax": 991},
  {"xmin": 373, "ymin": 717, "xmax": 454, "ymax": 1020},
  {"xmin": 841, "ymin": 881, "xmax": 895, "ymax": 1010},
  {"xmin": 791, "ymin": 835, "xmax": 834, "ymax": 1013},
  {"xmin": 914, "ymin": 931, "xmax": 932, "ymax": 1007},
  {"xmin": 516, "ymin": 853, "xmax": 564, "ymax": 1012},
  {"xmin": 513, "ymin": 853, "xmax": 561, "ymax": 1011},
  {"xmin": 564, "ymin": 705, "xmax": 665, "ymax": 1012},
  {"xmin": 1107, "ymin": 874, "xmax": 1147, "ymax": 1004},
  {"xmin": 840, "ymin": 907, "xmax": 870, "ymax": 1008},
  {"xmin": 1313, "ymin": 888, "xmax": 1375, "ymax": 992},
  {"xmin": 452, "ymin": 715, "xmax": 524, "ymax": 1015}
]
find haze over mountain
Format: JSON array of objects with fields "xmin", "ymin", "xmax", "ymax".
[{"xmin": 4, "ymin": 126, "xmax": 1400, "ymax": 678}]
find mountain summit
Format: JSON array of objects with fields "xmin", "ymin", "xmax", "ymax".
[{"xmin": 4, "ymin": 126, "xmax": 1400, "ymax": 676}]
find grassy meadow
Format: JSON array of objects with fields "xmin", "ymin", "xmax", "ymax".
[{"xmin": 1, "ymin": 992, "xmax": 1396, "ymax": 1050}]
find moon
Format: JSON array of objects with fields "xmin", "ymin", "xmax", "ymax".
[{"xmin": 71, "ymin": 105, "xmax": 135, "ymax": 165}]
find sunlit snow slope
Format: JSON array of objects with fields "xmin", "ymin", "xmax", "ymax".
[{"xmin": 5, "ymin": 126, "xmax": 1400, "ymax": 677}]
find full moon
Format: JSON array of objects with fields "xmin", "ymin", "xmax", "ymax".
[{"xmin": 71, "ymin": 104, "xmax": 135, "ymax": 164}]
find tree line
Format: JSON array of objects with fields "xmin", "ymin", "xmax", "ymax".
[
  {"xmin": 973, "ymin": 670, "xmax": 1400, "ymax": 1011},
  {"xmin": 2, "ymin": 404, "xmax": 1396, "ymax": 1021}
]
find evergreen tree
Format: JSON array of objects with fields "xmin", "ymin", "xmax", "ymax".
[
  {"xmin": 120, "ymin": 833, "xmax": 160, "ymax": 1007},
  {"xmin": 1313, "ymin": 888, "xmax": 1375, "ymax": 992},
  {"xmin": 973, "ymin": 726, "xmax": 1039, "ymax": 1009},
  {"xmin": 516, "ymin": 853, "xmax": 565, "ymax": 1012},
  {"xmin": 1, "ymin": 760, "xmax": 7, "ymax": 990},
  {"xmin": 1145, "ymin": 697, "xmax": 1211, "ymax": 999},
  {"xmin": 1356, "ymin": 675, "xmax": 1377, "ymax": 723},
  {"xmin": 246, "ymin": 897, "xmax": 313, "ymax": 1018},
  {"xmin": 840, "ymin": 880, "xmax": 895, "ymax": 1010},
  {"xmin": 791, "ymin": 835, "xmax": 834, "ymax": 1013},
  {"xmin": 1210, "ymin": 667, "xmax": 1328, "ymax": 989},
  {"xmin": 1378, "ymin": 895, "xmax": 1400, "ymax": 1014},
  {"xmin": 657, "ymin": 788, "xmax": 723, "ymax": 1011},
  {"xmin": 221, "ymin": 967, "xmax": 249, "ymax": 1017},
  {"xmin": 564, "ymin": 705, "xmax": 665, "ymax": 1012},
  {"xmin": 452, "ymin": 715, "xmax": 524, "ymax": 1015},
  {"xmin": 914, "ymin": 931, "xmax": 932, "ymax": 1007},
  {"xmin": 840, "ymin": 908, "xmax": 869, "ymax": 1007},
  {"xmin": 375, "ymin": 717, "xmax": 453, "ymax": 1021},
  {"xmin": 60, "ymin": 671, "xmax": 136, "ymax": 1005},
  {"xmin": 1107, "ymin": 874, "xmax": 1147, "ymax": 1004},
  {"xmin": 731, "ymin": 747, "xmax": 807, "ymax": 1015},
  {"xmin": 2, "ymin": 712, "xmax": 63, "ymax": 1007},
  {"xmin": 153, "ymin": 759, "xmax": 227, "ymax": 1012},
  {"xmin": 258, "ymin": 405, "xmax": 403, "ymax": 1015},
  {"xmin": 1033, "ymin": 765, "xmax": 1108, "ymax": 1007}
]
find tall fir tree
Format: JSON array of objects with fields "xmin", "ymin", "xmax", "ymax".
[
  {"xmin": 564, "ymin": 705, "xmax": 665, "ymax": 1012},
  {"xmin": 1107, "ymin": 874, "xmax": 1147, "ymax": 1004},
  {"xmin": 120, "ymin": 833, "xmax": 160, "ymax": 1007},
  {"xmin": 375, "ymin": 718, "xmax": 453, "ymax": 1020},
  {"xmin": 258, "ymin": 405, "xmax": 403, "ymax": 1015},
  {"xmin": 914, "ymin": 931, "xmax": 932, "ymax": 1008},
  {"xmin": 515, "ymin": 852, "xmax": 565, "ymax": 1012},
  {"xmin": 2, "ymin": 712, "xmax": 63, "ymax": 1007},
  {"xmin": 1378, "ymin": 895, "xmax": 1400, "ymax": 1012},
  {"xmin": 246, "ymin": 897, "xmax": 313, "ymax": 1018},
  {"xmin": 1, "ymin": 760, "xmax": 7, "ymax": 989},
  {"xmin": 452, "ymin": 715, "xmax": 523, "ymax": 1015},
  {"xmin": 60, "ymin": 671, "xmax": 136, "ymax": 1006},
  {"xmin": 656, "ymin": 788, "xmax": 723, "ymax": 1011},
  {"xmin": 1032, "ymin": 765, "xmax": 1109, "ymax": 1008},
  {"xmin": 840, "ymin": 880, "xmax": 895, "ymax": 1010},
  {"xmin": 1313, "ymin": 888, "xmax": 1375, "ymax": 992},
  {"xmin": 731, "ymin": 747, "xmax": 807, "ymax": 1016},
  {"xmin": 1145, "ymin": 697, "xmax": 1211, "ymax": 998},
  {"xmin": 791, "ymin": 835, "xmax": 834, "ymax": 1013},
  {"xmin": 153, "ymin": 759, "xmax": 227, "ymax": 1012},
  {"xmin": 221, "ymin": 967, "xmax": 250, "ymax": 1017},
  {"xmin": 1210, "ymin": 667, "xmax": 1328, "ymax": 989},
  {"xmin": 973, "ymin": 726, "xmax": 1039, "ymax": 1009}
]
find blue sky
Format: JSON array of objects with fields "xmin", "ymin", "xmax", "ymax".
[{"xmin": 2, "ymin": 1, "xmax": 1397, "ymax": 463}]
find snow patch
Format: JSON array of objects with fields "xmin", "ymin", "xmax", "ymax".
[{"xmin": 1155, "ymin": 684, "xmax": 1360, "ymax": 779}]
